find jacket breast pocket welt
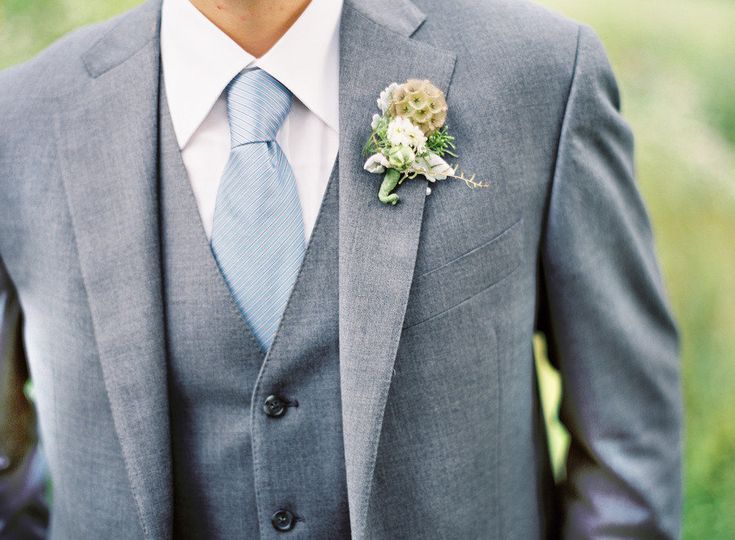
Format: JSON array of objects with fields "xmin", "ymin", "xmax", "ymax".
[{"xmin": 402, "ymin": 218, "xmax": 524, "ymax": 329}]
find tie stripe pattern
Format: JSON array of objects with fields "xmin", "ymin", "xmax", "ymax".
[{"xmin": 211, "ymin": 68, "xmax": 306, "ymax": 351}]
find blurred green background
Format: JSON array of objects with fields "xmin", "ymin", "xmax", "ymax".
[{"xmin": 1, "ymin": 0, "xmax": 733, "ymax": 538}]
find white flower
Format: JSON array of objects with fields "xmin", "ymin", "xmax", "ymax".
[
  {"xmin": 370, "ymin": 113, "xmax": 382, "ymax": 130},
  {"xmin": 386, "ymin": 117, "xmax": 427, "ymax": 153},
  {"xmin": 411, "ymin": 152, "xmax": 455, "ymax": 182},
  {"xmin": 377, "ymin": 82, "xmax": 400, "ymax": 114},
  {"xmin": 363, "ymin": 152, "xmax": 390, "ymax": 173}
]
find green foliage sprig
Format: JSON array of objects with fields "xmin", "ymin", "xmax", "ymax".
[
  {"xmin": 363, "ymin": 115, "xmax": 390, "ymax": 157},
  {"xmin": 426, "ymin": 126, "xmax": 458, "ymax": 158}
]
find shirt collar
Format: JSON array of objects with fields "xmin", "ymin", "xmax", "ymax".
[{"xmin": 161, "ymin": 0, "xmax": 342, "ymax": 149}]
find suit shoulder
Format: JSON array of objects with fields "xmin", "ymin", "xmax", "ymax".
[
  {"xmin": 0, "ymin": 26, "xmax": 98, "ymax": 105},
  {"xmin": 417, "ymin": 0, "xmax": 586, "ymax": 85},
  {"xmin": 0, "ymin": 4, "xmax": 151, "ymax": 109},
  {"xmin": 420, "ymin": 0, "xmax": 581, "ymax": 48}
]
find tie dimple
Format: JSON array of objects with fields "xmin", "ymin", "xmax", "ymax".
[{"xmin": 226, "ymin": 68, "xmax": 292, "ymax": 146}]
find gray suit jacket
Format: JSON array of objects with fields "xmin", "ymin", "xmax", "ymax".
[{"xmin": 0, "ymin": 0, "xmax": 681, "ymax": 538}]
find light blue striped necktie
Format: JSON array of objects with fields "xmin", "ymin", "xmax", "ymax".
[{"xmin": 211, "ymin": 68, "xmax": 306, "ymax": 351}]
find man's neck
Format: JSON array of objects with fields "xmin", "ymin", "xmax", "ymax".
[{"xmin": 189, "ymin": 0, "xmax": 312, "ymax": 58}]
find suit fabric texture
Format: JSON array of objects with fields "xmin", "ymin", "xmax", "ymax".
[{"xmin": 0, "ymin": 0, "xmax": 682, "ymax": 538}]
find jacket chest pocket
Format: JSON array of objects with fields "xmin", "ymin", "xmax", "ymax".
[{"xmin": 402, "ymin": 218, "xmax": 524, "ymax": 329}]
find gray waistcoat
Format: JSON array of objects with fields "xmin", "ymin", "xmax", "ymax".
[{"xmin": 158, "ymin": 93, "xmax": 350, "ymax": 539}]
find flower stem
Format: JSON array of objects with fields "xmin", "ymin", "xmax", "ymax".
[{"xmin": 378, "ymin": 168, "xmax": 401, "ymax": 205}]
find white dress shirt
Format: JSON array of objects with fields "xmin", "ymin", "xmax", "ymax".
[{"xmin": 160, "ymin": 0, "xmax": 342, "ymax": 241}]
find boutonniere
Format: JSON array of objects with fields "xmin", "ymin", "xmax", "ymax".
[{"xmin": 363, "ymin": 79, "xmax": 489, "ymax": 205}]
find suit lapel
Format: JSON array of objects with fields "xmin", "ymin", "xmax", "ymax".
[
  {"xmin": 54, "ymin": 2, "xmax": 171, "ymax": 539},
  {"xmin": 338, "ymin": 1, "xmax": 456, "ymax": 536}
]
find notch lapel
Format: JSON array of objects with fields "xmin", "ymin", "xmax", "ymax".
[
  {"xmin": 338, "ymin": 1, "xmax": 457, "ymax": 536},
  {"xmin": 54, "ymin": 2, "xmax": 172, "ymax": 539}
]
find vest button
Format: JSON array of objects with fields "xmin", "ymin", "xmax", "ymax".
[
  {"xmin": 271, "ymin": 509, "xmax": 296, "ymax": 532},
  {"xmin": 263, "ymin": 394, "xmax": 287, "ymax": 417}
]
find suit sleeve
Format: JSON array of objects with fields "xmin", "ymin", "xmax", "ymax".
[
  {"xmin": 0, "ymin": 257, "xmax": 49, "ymax": 538},
  {"xmin": 539, "ymin": 25, "xmax": 682, "ymax": 539}
]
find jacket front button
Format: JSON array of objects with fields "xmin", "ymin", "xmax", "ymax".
[
  {"xmin": 271, "ymin": 509, "xmax": 296, "ymax": 532},
  {"xmin": 263, "ymin": 394, "xmax": 287, "ymax": 418}
]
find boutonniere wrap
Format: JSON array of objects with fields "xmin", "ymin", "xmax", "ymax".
[{"xmin": 363, "ymin": 79, "xmax": 489, "ymax": 205}]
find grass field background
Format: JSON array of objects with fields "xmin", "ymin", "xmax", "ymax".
[{"xmin": 2, "ymin": 0, "xmax": 734, "ymax": 537}]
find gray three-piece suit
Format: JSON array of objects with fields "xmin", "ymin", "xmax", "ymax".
[{"xmin": 0, "ymin": 0, "xmax": 681, "ymax": 538}]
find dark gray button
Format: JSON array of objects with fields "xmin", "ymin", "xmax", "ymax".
[
  {"xmin": 271, "ymin": 509, "xmax": 295, "ymax": 532},
  {"xmin": 263, "ymin": 395, "xmax": 287, "ymax": 418}
]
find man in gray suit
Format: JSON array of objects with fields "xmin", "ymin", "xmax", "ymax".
[{"xmin": 0, "ymin": 0, "xmax": 681, "ymax": 538}]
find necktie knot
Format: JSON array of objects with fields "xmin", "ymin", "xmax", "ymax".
[{"xmin": 226, "ymin": 68, "xmax": 292, "ymax": 146}]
